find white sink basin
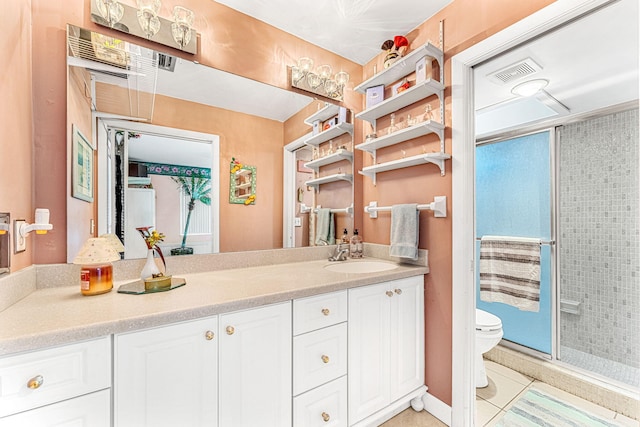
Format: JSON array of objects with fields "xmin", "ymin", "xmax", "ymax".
[{"xmin": 323, "ymin": 260, "xmax": 398, "ymax": 274}]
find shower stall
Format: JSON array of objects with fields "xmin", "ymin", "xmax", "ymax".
[{"xmin": 475, "ymin": 108, "xmax": 639, "ymax": 389}]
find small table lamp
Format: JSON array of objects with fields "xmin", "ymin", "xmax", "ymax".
[{"xmin": 73, "ymin": 236, "xmax": 122, "ymax": 296}]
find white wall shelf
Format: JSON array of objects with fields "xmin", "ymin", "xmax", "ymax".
[
  {"xmin": 359, "ymin": 152, "xmax": 451, "ymax": 185},
  {"xmin": 304, "ymin": 122, "xmax": 354, "ymax": 147},
  {"xmin": 355, "ymin": 120, "xmax": 444, "ymax": 154},
  {"xmin": 355, "ymin": 80, "xmax": 444, "ymax": 125},
  {"xmin": 305, "ymin": 173, "xmax": 353, "ymax": 190},
  {"xmin": 303, "ymin": 103, "xmax": 340, "ymax": 126},
  {"xmin": 304, "ymin": 149, "xmax": 353, "ymax": 172},
  {"xmin": 355, "ymin": 43, "xmax": 444, "ymax": 93}
]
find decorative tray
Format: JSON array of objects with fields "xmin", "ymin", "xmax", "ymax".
[{"xmin": 117, "ymin": 277, "xmax": 186, "ymax": 295}]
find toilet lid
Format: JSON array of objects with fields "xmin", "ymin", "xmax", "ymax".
[{"xmin": 476, "ymin": 309, "xmax": 502, "ymax": 330}]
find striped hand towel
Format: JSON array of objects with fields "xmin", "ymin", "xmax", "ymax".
[{"xmin": 479, "ymin": 236, "xmax": 541, "ymax": 312}]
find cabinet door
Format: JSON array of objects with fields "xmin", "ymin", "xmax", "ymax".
[
  {"xmin": 114, "ymin": 317, "xmax": 218, "ymax": 427},
  {"xmin": 0, "ymin": 389, "xmax": 110, "ymax": 427},
  {"xmin": 389, "ymin": 276, "xmax": 425, "ymax": 401},
  {"xmin": 219, "ymin": 302, "xmax": 292, "ymax": 427},
  {"xmin": 348, "ymin": 282, "xmax": 391, "ymax": 424}
]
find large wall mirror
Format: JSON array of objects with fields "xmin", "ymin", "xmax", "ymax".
[{"xmin": 66, "ymin": 24, "xmax": 354, "ymax": 261}]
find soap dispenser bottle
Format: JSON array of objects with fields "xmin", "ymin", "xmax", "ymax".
[
  {"xmin": 350, "ymin": 229, "xmax": 363, "ymax": 258},
  {"xmin": 341, "ymin": 228, "xmax": 350, "ymax": 244}
]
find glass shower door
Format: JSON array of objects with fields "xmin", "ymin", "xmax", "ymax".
[{"xmin": 475, "ymin": 131, "xmax": 553, "ymax": 354}]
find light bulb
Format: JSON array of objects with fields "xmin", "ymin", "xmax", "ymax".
[
  {"xmin": 317, "ymin": 65, "xmax": 332, "ymax": 80},
  {"xmin": 137, "ymin": 0, "xmax": 162, "ymax": 38},
  {"xmin": 171, "ymin": 6, "xmax": 194, "ymax": 49},
  {"xmin": 298, "ymin": 57, "xmax": 314, "ymax": 73},
  {"xmin": 335, "ymin": 71, "xmax": 349, "ymax": 86}
]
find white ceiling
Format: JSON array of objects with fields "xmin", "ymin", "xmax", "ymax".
[
  {"xmin": 474, "ymin": 0, "xmax": 639, "ymax": 137},
  {"xmin": 215, "ymin": 0, "xmax": 453, "ymax": 65}
]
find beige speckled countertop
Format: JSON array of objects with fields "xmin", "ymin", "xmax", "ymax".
[{"xmin": 0, "ymin": 247, "xmax": 428, "ymax": 357}]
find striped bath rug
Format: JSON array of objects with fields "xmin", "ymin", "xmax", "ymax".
[{"xmin": 494, "ymin": 388, "xmax": 622, "ymax": 426}]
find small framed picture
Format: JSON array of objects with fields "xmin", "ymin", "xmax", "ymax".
[
  {"xmin": 297, "ymin": 160, "xmax": 313, "ymax": 173},
  {"xmin": 72, "ymin": 124, "xmax": 94, "ymax": 202}
]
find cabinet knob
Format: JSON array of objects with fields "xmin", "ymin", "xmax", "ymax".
[
  {"xmin": 386, "ymin": 291, "xmax": 393, "ymax": 297},
  {"xmin": 205, "ymin": 330, "xmax": 215, "ymax": 340},
  {"xmin": 27, "ymin": 375, "xmax": 44, "ymax": 390},
  {"xmin": 394, "ymin": 288, "xmax": 402, "ymax": 295},
  {"xmin": 321, "ymin": 412, "xmax": 330, "ymax": 422},
  {"xmin": 226, "ymin": 326, "xmax": 235, "ymax": 335},
  {"xmin": 321, "ymin": 308, "xmax": 330, "ymax": 316},
  {"xmin": 321, "ymin": 354, "xmax": 330, "ymax": 364}
]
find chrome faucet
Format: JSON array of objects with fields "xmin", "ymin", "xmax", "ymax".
[{"xmin": 328, "ymin": 244, "xmax": 349, "ymax": 261}]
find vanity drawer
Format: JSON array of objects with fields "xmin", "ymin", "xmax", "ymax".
[
  {"xmin": 293, "ymin": 376, "xmax": 347, "ymax": 427},
  {"xmin": 0, "ymin": 336, "xmax": 111, "ymax": 418},
  {"xmin": 293, "ymin": 322, "xmax": 347, "ymax": 395},
  {"xmin": 293, "ymin": 290, "xmax": 347, "ymax": 335},
  {"xmin": 0, "ymin": 389, "xmax": 111, "ymax": 426}
]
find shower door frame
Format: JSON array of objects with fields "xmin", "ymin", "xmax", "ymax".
[{"xmin": 450, "ymin": 1, "xmax": 615, "ymax": 425}]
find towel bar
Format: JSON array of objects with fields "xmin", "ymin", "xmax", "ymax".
[
  {"xmin": 475, "ymin": 237, "xmax": 556, "ymax": 245},
  {"xmin": 365, "ymin": 196, "xmax": 447, "ymax": 219},
  {"xmin": 300, "ymin": 204, "xmax": 353, "ymax": 214}
]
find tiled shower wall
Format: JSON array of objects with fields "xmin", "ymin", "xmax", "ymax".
[{"xmin": 558, "ymin": 108, "xmax": 639, "ymax": 368}]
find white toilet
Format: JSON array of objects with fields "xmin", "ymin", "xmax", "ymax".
[{"xmin": 475, "ymin": 309, "xmax": 503, "ymax": 388}]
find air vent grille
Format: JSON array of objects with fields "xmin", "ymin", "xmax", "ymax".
[
  {"xmin": 487, "ymin": 58, "xmax": 542, "ymax": 85},
  {"xmin": 157, "ymin": 53, "xmax": 177, "ymax": 72}
]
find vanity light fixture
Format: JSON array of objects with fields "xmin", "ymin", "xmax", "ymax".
[
  {"xmin": 14, "ymin": 208, "xmax": 53, "ymax": 253},
  {"xmin": 73, "ymin": 235, "xmax": 124, "ymax": 296},
  {"xmin": 290, "ymin": 58, "xmax": 350, "ymax": 101},
  {"xmin": 171, "ymin": 6, "xmax": 195, "ymax": 49},
  {"xmin": 137, "ymin": 0, "xmax": 162, "ymax": 38},
  {"xmin": 511, "ymin": 79, "xmax": 549, "ymax": 97},
  {"xmin": 90, "ymin": 0, "xmax": 198, "ymax": 54},
  {"xmin": 95, "ymin": 0, "xmax": 125, "ymax": 28}
]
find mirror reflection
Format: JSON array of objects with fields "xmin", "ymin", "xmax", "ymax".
[{"xmin": 66, "ymin": 24, "xmax": 354, "ymax": 261}]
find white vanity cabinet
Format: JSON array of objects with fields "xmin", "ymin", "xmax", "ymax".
[
  {"xmin": 348, "ymin": 276, "xmax": 425, "ymax": 426},
  {"xmin": 219, "ymin": 301, "xmax": 292, "ymax": 427},
  {"xmin": 114, "ymin": 316, "xmax": 219, "ymax": 427},
  {"xmin": 0, "ymin": 337, "xmax": 111, "ymax": 426}
]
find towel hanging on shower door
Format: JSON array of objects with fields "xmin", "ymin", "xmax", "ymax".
[{"xmin": 479, "ymin": 236, "xmax": 541, "ymax": 312}]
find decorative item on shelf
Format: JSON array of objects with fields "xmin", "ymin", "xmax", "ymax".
[
  {"xmin": 422, "ymin": 104, "xmax": 434, "ymax": 122},
  {"xmin": 392, "ymin": 78, "xmax": 411, "ymax": 95},
  {"xmin": 90, "ymin": 0, "xmax": 198, "ymax": 53},
  {"xmin": 381, "ymin": 35, "xmax": 409, "ymax": 69},
  {"xmin": 137, "ymin": 226, "xmax": 172, "ymax": 290},
  {"xmin": 171, "ymin": 175, "xmax": 212, "ymax": 255},
  {"xmin": 73, "ymin": 234, "xmax": 123, "ymax": 296},
  {"xmin": 388, "ymin": 113, "xmax": 399, "ymax": 135},
  {"xmin": 407, "ymin": 113, "xmax": 417, "ymax": 127},
  {"xmin": 415, "ymin": 55, "xmax": 432, "ymax": 84},
  {"xmin": 290, "ymin": 57, "xmax": 349, "ymax": 101},
  {"xmin": 365, "ymin": 85, "xmax": 384, "ymax": 109}
]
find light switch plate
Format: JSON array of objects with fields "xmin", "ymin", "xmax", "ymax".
[
  {"xmin": 14, "ymin": 220, "xmax": 26, "ymax": 253},
  {"xmin": 294, "ymin": 217, "xmax": 302, "ymax": 227}
]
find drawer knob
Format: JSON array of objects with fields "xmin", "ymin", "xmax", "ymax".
[
  {"xmin": 322, "ymin": 412, "xmax": 330, "ymax": 422},
  {"xmin": 226, "ymin": 326, "xmax": 235, "ymax": 335},
  {"xmin": 386, "ymin": 291, "xmax": 393, "ymax": 297},
  {"xmin": 394, "ymin": 288, "xmax": 402, "ymax": 295},
  {"xmin": 27, "ymin": 375, "xmax": 44, "ymax": 390},
  {"xmin": 205, "ymin": 330, "xmax": 215, "ymax": 340},
  {"xmin": 321, "ymin": 308, "xmax": 330, "ymax": 316},
  {"xmin": 321, "ymin": 354, "xmax": 330, "ymax": 364}
]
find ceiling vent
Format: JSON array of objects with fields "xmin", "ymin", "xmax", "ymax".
[
  {"xmin": 157, "ymin": 53, "xmax": 177, "ymax": 72},
  {"xmin": 487, "ymin": 58, "xmax": 542, "ymax": 85}
]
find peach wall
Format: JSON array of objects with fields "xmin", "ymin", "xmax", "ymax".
[
  {"xmin": 360, "ymin": 0, "xmax": 554, "ymax": 406},
  {"xmin": 67, "ymin": 66, "xmax": 95, "ymax": 261},
  {"xmin": 1, "ymin": 1, "xmax": 33, "ymax": 272}
]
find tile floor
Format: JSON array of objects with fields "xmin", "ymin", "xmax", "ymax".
[{"xmin": 382, "ymin": 360, "xmax": 639, "ymax": 427}]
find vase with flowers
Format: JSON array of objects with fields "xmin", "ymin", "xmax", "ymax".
[{"xmin": 136, "ymin": 226, "xmax": 171, "ymax": 290}]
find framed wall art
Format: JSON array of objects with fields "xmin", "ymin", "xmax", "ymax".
[{"xmin": 72, "ymin": 124, "xmax": 94, "ymax": 202}]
